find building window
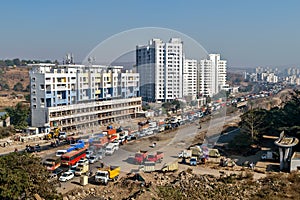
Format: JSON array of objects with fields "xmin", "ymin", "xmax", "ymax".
[
  {"xmin": 40, "ymin": 84, "xmax": 45, "ymax": 90},
  {"xmin": 33, "ymin": 105, "xmax": 37, "ymax": 109},
  {"xmin": 32, "ymin": 77, "xmax": 36, "ymax": 82}
]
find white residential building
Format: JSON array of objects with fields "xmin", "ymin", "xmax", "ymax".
[
  {"xmin": 29, "ymin": 64, "xmax": 141, "ymax": 132},
  {"xmin": 183, "ymin": 58, "xmax": 198, "ymax": 99},
  {"xmin": 198, "ymin": 54, "xmax": 227, "ymax": 97},
  {"xmin": 136, "ymin": 38, "xmax": 183, "ymax": 102}
]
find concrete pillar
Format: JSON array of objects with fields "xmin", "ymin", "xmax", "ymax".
[
  {"xmin": 279, "ymin": 147, "xmax": 284, "ymax": 171},
  {"xmin": 289, "ymin": 147, "xmax": 293, "ymax": 159},
  {"xmin": 284, "ymin": 148, "xmax": 291, "ymax": 170}
]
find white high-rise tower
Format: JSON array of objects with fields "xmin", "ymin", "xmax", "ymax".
[
  {"xmin": 136, "ymin": 38, "xmax": 183, "ymax": 102},
  {"xmin": 198, "ymin": 54, "xmax": 227, "ymax": 97}
]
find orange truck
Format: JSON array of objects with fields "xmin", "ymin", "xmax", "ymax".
[
  {"xmin": 103, "ymin": 129, "xmax": 117, "ymax": 135},
  {"xmin": 92, "ymin": 134, "xmax": 109, "ymax": 148}
]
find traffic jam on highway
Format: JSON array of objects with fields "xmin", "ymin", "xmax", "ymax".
[
  {"xmin": 41, "ymin": 104, "xmax": 229, "ymax": 187},
  {"xmin": 33, "ymin": 84, "xmax": 285, "ymax": 187}
]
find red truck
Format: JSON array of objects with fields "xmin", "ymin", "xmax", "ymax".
[
  {"xmin": 134, "ymin": 150, "xmax": 148, "ymax": 164},
  {"xmin": 146, "ymin": 151, "xmax": 164, "ymax": 163}
]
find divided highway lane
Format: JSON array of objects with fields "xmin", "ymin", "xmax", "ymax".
[{"xmin": 101, "ymin": 113, "xmax": 240, "ymax": 173}]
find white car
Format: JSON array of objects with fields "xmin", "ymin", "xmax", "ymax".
[
  {"xmin": 68, "ymin": 165, "xmax": 78, "ymax": 173},
  {"xmin": 59, "ymin": 172, "xmax": 74, "ymax": 182},
  {"xmin": 89, "ymin": 155, "xmax": 98, "ymax": 164},
  {"xmin": 78, "ymin": 158, "xmax": 89, "ymax": 166},
  {"xmin": 145, "ymin": 130, "xmax": 154, "ymax": 136},
  {"xmin": 86, "ymin": 151, "xmax": 93, "ymax": 159}
]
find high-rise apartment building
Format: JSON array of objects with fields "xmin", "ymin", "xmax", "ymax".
[
  {"xmin": 29, "ymin": 64, "xmax": 141, "ymax": 132},
  {"xmin": 198, "ymin": 54, "xmax": 227, "ymax": 97},
  {"xmin": 136, "ymin": 38, "xmax": 183, "ymax": 102},
  {"xmin": 183, "ymin": 58, "xmax": 198, "ymax": 99}
]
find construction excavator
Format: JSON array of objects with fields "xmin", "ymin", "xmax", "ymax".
[{"xmin": 45, "ymin": 127, "xmax": 60, "ymax": 140}]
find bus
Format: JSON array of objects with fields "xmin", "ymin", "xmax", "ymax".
[
  {"xmin": 43, "ymin": 156, "xmax": 61, "ymax": 171},
  {"xmin": 61, "ymin": 145, "xmax": 87, "ymax": 166}
]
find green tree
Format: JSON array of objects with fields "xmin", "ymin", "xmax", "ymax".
[
  {"xmin": 24, "ymin": 84, "xmax": 30, "ymax": 92},
  {"xmin": 5, "ymin": 103, "xmax": 29, "ymax": 129},
  {"xmin": 13, "ymin": 82, "xmax": 24, "ymax": 91},
  {"xmin": 162, "ymin": 102, "xmax": 172, "ymax": 112},
  {"xmin": 0, "ymin": 60, "xmax": 6, "ymax": 67},
  {"xmin": 239, "ymin": 108, "xmax": 268, "ymax": 141},
  {"xmin": 4, "ymin": 59, "xmax": 13, "ymax": 66},
  {"xmin": 0, "ymin": 153, "xmax": 61, "ymax": 199},
  {"xmin": 171, "ymin": 100, "xmax": 181, "ymax": 113},
  {"xmin": 12, "ymin": 58, "xmax": 21, "ymax": 66}
]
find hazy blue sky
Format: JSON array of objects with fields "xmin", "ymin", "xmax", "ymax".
[{"xmin": 1, "ymin": 0, "xmax": 299, "ymax": 67}]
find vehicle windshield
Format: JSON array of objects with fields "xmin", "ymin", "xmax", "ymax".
[
  {"xmin": 48, "ymin": 174, "xmax": 56, "ymax": 179},
  {"xmin": 96, "ymin": 172, "xmax": 106, "ymax": 176},
  {"xmin": 56, "ymin": 152, "xmax": 65, "ymax": 156},
  {"xmin": 44, "ymin": 163, "xmax": 53, "ymax": 167},
  {"xmin": 61, "ymin": 173, "xmax": 69, "ymax": 177},
  {"xmin": 106, "ymin": 148, "xmax": 112, "ymax": 151},
  {"xmin": 90, "ymin": 156, "xmax": 95, "ymax": 159},
  {"xmin": 148, "ymin": 155, "xmax": 155, "ymax": 159}
]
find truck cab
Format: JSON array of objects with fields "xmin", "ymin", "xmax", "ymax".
[
  {"xmin": 95, "ymin": 166, "xmax": 120, "ymax": 185},
  {"xmin": 190, "ymin": 157, "xmax": 197, "ymax": 166}
]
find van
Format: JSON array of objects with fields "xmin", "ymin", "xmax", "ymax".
[
  {"xmin": 105, "ymin": 146, "xmax": 114, "ymax": 155},
  {"xmin": 105, "ymin": 143, "xmax": 117, "ymax": 155},
  {"xmin": 56, "ymin": 150, "xmax": 67, "ymax": 157}
]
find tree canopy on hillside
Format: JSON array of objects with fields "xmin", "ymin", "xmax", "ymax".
[
  {"xmin": 5, "ymin": 102, "xmax": 30, "ymax": 129},
  {"xmin": 239, "ymin": 90, "xmax": 300, "ymax": 142},
  {"xmin": 0, "ymin": 58, "xmax": 55, "ymax": 67},
  {"xmin": 0, "ymin": 153, "xmax": 61, "ymax": 199}
]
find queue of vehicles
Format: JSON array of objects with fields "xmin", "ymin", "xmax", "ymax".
[{"xmin": 43, "ymin": 107, "xmax": 218, "ymax": 184}]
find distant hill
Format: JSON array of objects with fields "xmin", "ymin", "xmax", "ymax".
[{"xmin": 0, "ymin": 66, "xmax": 29, "ymax": 94}]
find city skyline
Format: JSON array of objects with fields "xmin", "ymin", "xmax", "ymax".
[{"xmin": 1, "ymin": 1, "xmax": 300, "ymax": 68}]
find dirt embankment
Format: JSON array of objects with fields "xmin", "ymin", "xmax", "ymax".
[{"xmin": 63, "ymin": 169, "xmax": 300, "ymax": 200}]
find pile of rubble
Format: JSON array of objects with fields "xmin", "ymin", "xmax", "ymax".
[{"xmin": 63, "ymin": 169, "xmax": 300, "ymax": 200}]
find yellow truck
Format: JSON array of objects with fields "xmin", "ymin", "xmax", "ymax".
[
  {"xmin": 161, "ymin": 161, "xmax": 178, "ymax": 172},
  {"xmin": 95, "ymin": 166, "xmax": 120, "ymax": 185}
]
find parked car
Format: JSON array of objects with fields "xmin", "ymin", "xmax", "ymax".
[
  {"xmin": 25, "ymin": 144, "xmax": 41, "ymax": 153},
  {"xmin": 78, "ymin": 158, "xmax": 89, "ymax": 166},
  {"xmin": 47, "ymin": 173, "xmax": 58, "ymax": 183},
  {"xmin": 59, "ymin": 171, "xmax": 74, "ymax": 182},
  {"xmin": 59, "ymin": 132, "xmax": 67, "ymax": 140},
  {"xmin": 145, "ymin": 130, "xmax": 154, "ymax": 136},
  {"xmin": 52, "ymin": 168, "xmax": 64, "ymax": 176},
  {"xmin": 68, "ymin": 165, "xmax": 77, "ymax": 173},
  {"xmin": 86, "ymin": 150, "xmax": 93, "ymax": 159},
  {"xmin": 139, "ymin": 131, "xmax": 146, "ymax": 138},
  {"xmin": 128, "ymin": 134, "xmax": 137, "ymax": 141},
  {"xmin": 89, "ymin": 155, "xmax": 98, "ymax": 164}
]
